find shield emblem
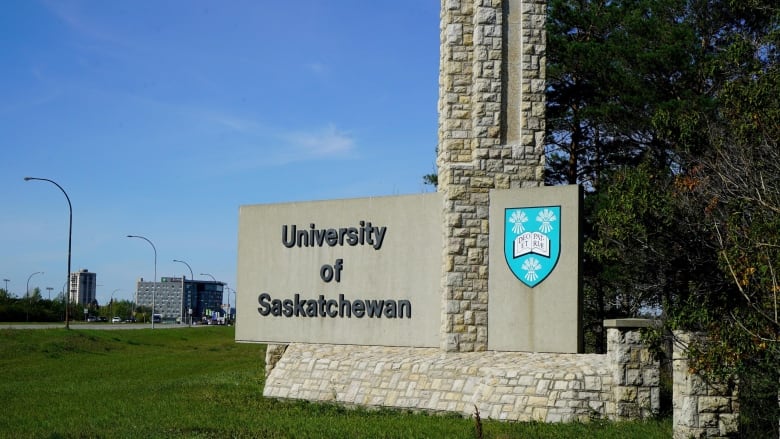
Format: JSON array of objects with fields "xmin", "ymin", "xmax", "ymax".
[{"xmin": 504, "ymin": 206, "xmax": 561, "ymax": 288}]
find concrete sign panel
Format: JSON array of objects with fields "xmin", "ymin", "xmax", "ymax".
[
  {"xmin": 236, "ymin": 193, "xmax": 442, "ymax": 347},
  {"xmin": 488, "ymin": 185, "xmax": 583, "ymax": 353}
]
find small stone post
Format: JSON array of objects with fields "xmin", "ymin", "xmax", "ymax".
[
  {"xmin": 604, "ymin": 319, "xmax": 661, "ymax": 420},
  {"xmin": 672, "ymin": 331, "xmax": 739, "ymax": 438}
]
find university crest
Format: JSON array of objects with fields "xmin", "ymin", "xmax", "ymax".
[{"xmin": 504, "ymin": 206, "xmax": 561, "ymax": 288}]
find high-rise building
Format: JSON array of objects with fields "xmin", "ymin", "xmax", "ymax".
[
  {"xmin": 70, "ymin": 269, "xmax": 97, "ymax": 305},
  {"xmin": 134, "ymin": 276, "xmax": 224, "ymax": 322}
]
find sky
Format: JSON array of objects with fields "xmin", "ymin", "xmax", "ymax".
[{"xmin": 0, "ymin": 1, "xmax": 441, "ymax": 306}]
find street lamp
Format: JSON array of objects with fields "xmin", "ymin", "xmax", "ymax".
[
  {"xmin": 60, "ymin": 279, "xmax": 68, "ymax": 321},
  {"xmin": 173, "ymin": 259, "xmax": 193, "ymax": 280},
  {"xmin": 111, "ymin": 289, "xmax": 120, "ymax": 318},
  {"xmin": 2, "ymin": 279, "xmax": 8, "ymax": 294},
  {"xmin": 127, "ymin": 234, "xmax": 157, "ymax": 329},
  {"xmin": 46, "ymin": 287, "xmax": 53, "ymax": 300},
  {"xmin": 25, "ymin": 177, "xmax": 72, "ymax": 329},
  {"xmin": 26, "ymin": 271, "xmax": 43, "ymax": 322},
  {"xmin": 225, "ymin": 286, "xmax": 236, "ymax": 324}
]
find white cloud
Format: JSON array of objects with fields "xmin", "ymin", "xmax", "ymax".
[
  {"xmin": 284, "ymin": 124, "xmax": 355, "ymax": 157},
  {"xmin": 192, "ymin": 120, "xmax": 358, "ymax": 174}
]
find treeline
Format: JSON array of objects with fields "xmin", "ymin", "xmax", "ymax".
[
  {"xmin": 0, "ymin": 288, "xmax": 139, "ymax": 322},
  {"xmin": 0, "ymin": 292, "xmax": 65, "ymax": 323}
]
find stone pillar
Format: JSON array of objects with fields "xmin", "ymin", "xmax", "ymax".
[
  {"xmin": 673, "ymin": 331, "xmax": 739, "ymax": 439},
  {"xmin": 437, "ymin": 0, "xmax": 546, "ymax": 352},
  {"xmin": 604, "ymin": 319, "xmax": 661, "ymax": 420}
]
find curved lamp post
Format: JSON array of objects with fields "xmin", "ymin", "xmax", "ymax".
[
  {"xmin": 26, "ymin": 271, "xmax": 43, "ymax": 322},
  {"xmin": 127, "ymin": 234, "xmax": 157, "ymax": 329},
  {"xmin": 173, "ymin": 260, "xmax": 194, "ymax": 325},
  {"xmin": 225, "ymin": 286, "xmax": 236, "ymax": 324},
  {"xmin": 173, "ymin": 259, "xmax": 193, "ymax": 280},
  {"xmin": 111, "ymin": 288, "xmax": 120, "ymax": 318},
  {"xmin": 25, "ymin": 177, "xmax": 72, "ymax": 329}
]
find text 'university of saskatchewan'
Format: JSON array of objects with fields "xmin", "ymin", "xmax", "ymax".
[
  {"xmin": 257, "ymin": 293, "xmax": 412, "ymax": 319},
  {"xmin": 282, "ymin": 221, "xmax": 387, "ymax": 250}
]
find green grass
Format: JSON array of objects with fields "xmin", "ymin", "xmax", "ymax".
[{"xmin": 0, "ymin": 327, "xmax": 670, "ymax": 438}]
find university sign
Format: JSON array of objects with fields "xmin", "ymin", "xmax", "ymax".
[
  {"xmin": 236, "ymin": 194, "xmax": 442, "ymax": 347},
  {"xmin": 236, "ymin": 185, "xmax": 581, "ymax": 353}
]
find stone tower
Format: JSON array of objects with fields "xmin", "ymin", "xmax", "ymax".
[{"xmin": 438, "ymin": 0, "xmax": 547, "ymax": 352}]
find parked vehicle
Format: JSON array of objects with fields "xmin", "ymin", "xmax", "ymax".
[{"xmin": 111, "ymin": 316, "xmax": 122, "ymax": 323}]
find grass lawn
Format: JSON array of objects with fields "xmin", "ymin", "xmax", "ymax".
[{"xmin": 0, "ymin": 326, "xmax": 670, "ymax": 438}]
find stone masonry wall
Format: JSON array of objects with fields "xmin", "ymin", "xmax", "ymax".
[
  {"xmin": 673, "ymin": 331, "xmax": 739, "ymax": 438},
  {"xmin": 263, "ymin": 323, "xmax": 658, "ymax": 422},
  {"xmin": 438, "ymin": 0, "xmax": 546, "ymax": 352},
  {"xmin": 264, "ymin": 343, "xmax": 287, "ymax": 378}
]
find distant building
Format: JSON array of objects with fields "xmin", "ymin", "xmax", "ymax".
[
  {"xmin": 134, "ymin": 276, "xmax": 224, "ymax": 322},
  {"xmin": 70, "ymin": 269, "xmax": 96, "ymax": 305}
]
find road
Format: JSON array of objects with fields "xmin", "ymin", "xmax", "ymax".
[{"xmin": 0, "ymin": 323, "xmax": 214, "ymax": 330}]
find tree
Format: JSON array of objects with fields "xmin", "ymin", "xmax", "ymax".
[
  {"xmin": 29, "ymin": 287, "xmax": 42, "ymax": 302},
  {"xmin": 671, "ymin": 18, "xmax": 780, "ymax": 431},
  {"xmin": 546, "ymin": 0, "xmax": 711, "ymax": 189},
  {"xmin": 545, "ymin": 0, "xmax": 722, "ymax": 353},
  {"xmin": 571, "ymin": 0, "xmax": 779, "ymax": 431},
  {"xmin": 422, "ymin": 173, "xmax": 437, "ymax": 188}
]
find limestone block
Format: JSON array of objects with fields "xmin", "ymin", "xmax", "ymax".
[
  {"xmin": 676, "ymin": 396, "xmax": 699, "ymax": 427},
  {"xmin": 615, "ymin": 403, "xmax": 639, "ymax": 419},
  {"xmin": 445, "ymin": 0, "xmax": 461, "ymax": 11},
  {"xmin": 625, "ymin": 368, "xmax": 642, "ymax": 386},
  {"xmin": 718, "ymin": 413, "xmax": 739, "ymax": 436},
  {"xmin": 584, "ymin": 375, "xmax": 602, "ymax": 391},
  {"xmin": 446, "ymin": 24, "xmax": 464, "ymax": 45},
  {"xmin": 615, "ymin": 386, "xmax": 637, "ymax": 402},
  {"xmin": 642, "ymin": 368, "xmax": 660, "ymax": 387},
  {"xmin": 698, "ymin": 396, "xmax": 730, "ymax": 413},
  {"xmin": 475, "ymin": 7, "xmax": 496, "ymax": 24}
]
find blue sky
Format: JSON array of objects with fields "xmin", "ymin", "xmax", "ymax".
[{"xmin": 1, "ymin": 1, "xmax": 440, "ymax": 306}]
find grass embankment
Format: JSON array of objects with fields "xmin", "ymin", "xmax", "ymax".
[{"xmin": 0, "ymin": 326, "xmax": 670, "ymax": 438}]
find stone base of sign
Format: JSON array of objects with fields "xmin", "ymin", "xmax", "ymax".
[{"xmin": 262, "ymin": 320, "xmax": 659, "ymax": 422}]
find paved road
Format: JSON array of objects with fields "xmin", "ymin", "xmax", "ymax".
[{"xmin": 0, "ymin": 323, "xmax": 211, "ymax": 330}]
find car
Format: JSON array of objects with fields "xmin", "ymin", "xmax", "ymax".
[{"xmin": 111, "ymin": 316, "xmax": 122, "ymax": 323}]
